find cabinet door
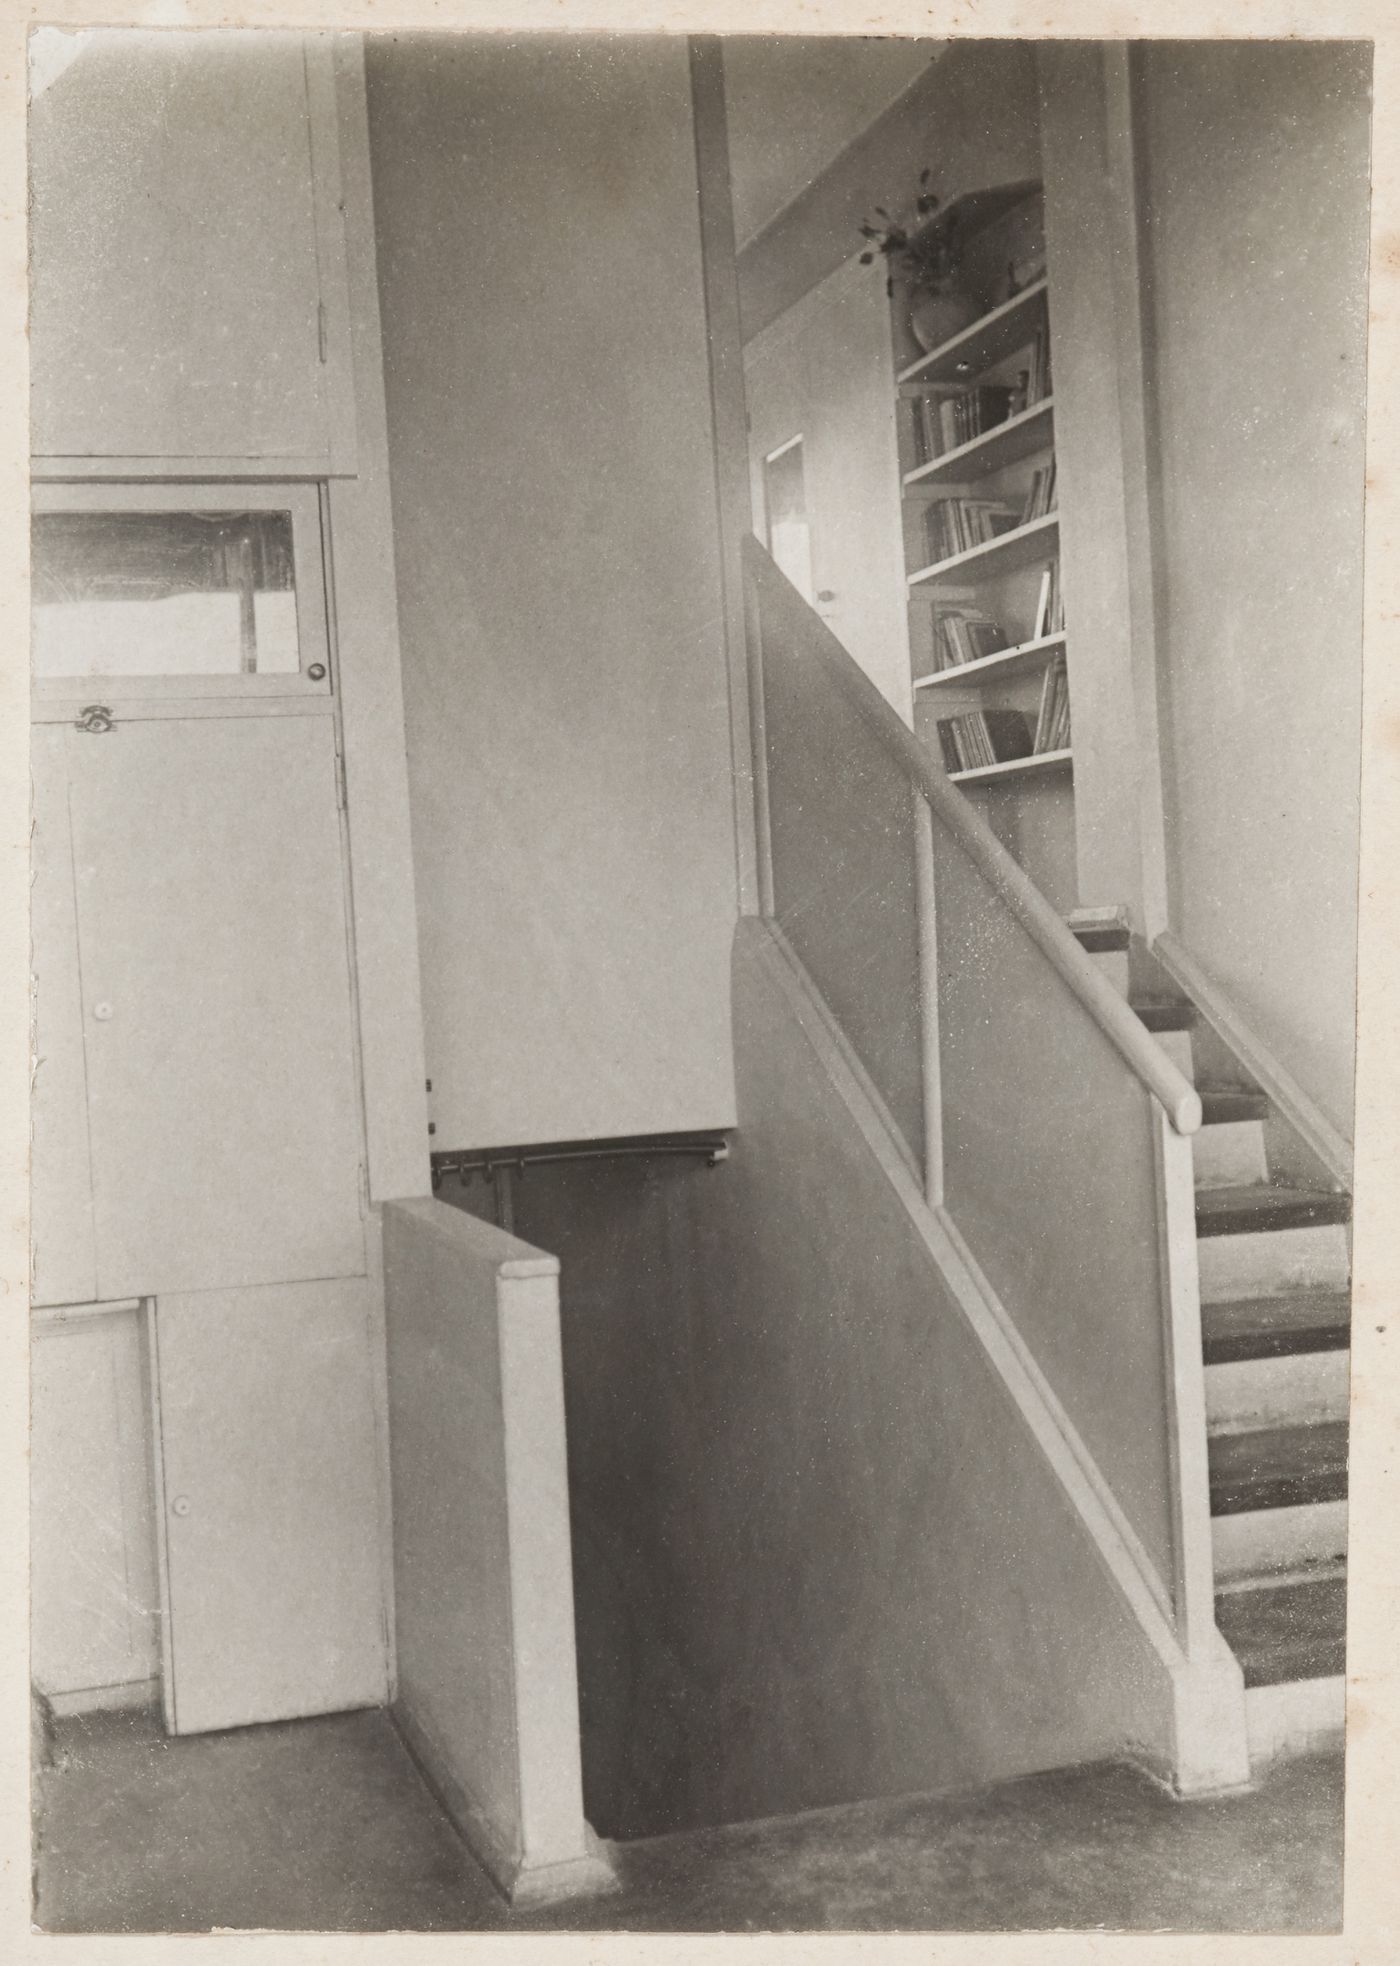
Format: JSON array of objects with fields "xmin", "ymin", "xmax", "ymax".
[
  {"xmin": 31, "ymin": 1306, "xmax": 160, "ymax": 1699},
  {"xmin": 66, "ymin": 714, "xmax": 365, "ymax": 1299},
  {"xmin": 152, "ymin": 1280, "xmax": 388, "ymax": 1733},
  {"xmin": 30, "ymin": 725, "xmax": 99, "ymax": 1307},
  {"xmin": 30, "ymin": 31, "xmax": 339, "ymax": 463}
]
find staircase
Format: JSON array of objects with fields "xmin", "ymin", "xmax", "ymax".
[{"xmin": 1074, "ymin": 922, "xmax": 1351, "ymax": 1770}]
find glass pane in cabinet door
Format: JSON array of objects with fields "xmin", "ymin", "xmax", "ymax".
[{"xmin": 32, "ymin": 509, "xmax": 302, "ymax": 680}]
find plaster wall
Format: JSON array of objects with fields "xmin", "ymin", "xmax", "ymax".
[
  {"xmin": 1136, "ymin": 42, "xmax": 1369, "ymax": 1141},
  {"xmin": 365, "ymin": 37, "xmax": 739, "ymax": 1150}
]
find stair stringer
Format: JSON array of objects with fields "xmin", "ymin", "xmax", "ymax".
[{"xmin": 750, "ymin": 918, "xmax": 1250, "ymax": 1796}]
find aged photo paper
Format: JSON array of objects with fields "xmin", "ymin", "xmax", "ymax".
[{"xmin": 2, "ymin": 1, "xmax": 1397, "ymax": 1961}]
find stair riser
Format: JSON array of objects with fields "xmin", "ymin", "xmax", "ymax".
[
  {"xmin": 1198, "ymin": 1225, "xmax": 1350, "ymax": 1303},
  {"xmin": 1212, "ymin": 1500, "xmax": 1348, "ymax": 1581},
  {"xmin": 1156, "ymin": 1029, "xmax": 1194, "ymax": 1078},
  {"xmin": 1205, "ymin": 1350, "xmax": 1350, "ymax": 1433},
  {"xmin": 1244, "ymin": 1676, "xmax": 1345, "ymax": 1769},
  {"xmin": 1086, "ymin": 948, "xmax": 1130, "ymax": 995},
  {"xmin": 1193, "ymin": 1120, "xmax": 1269, "ymax": 1190}
]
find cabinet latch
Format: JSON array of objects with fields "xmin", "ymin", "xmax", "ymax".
[{"xmin": 74, "ymin": 705, "xmax": 115, "ymax": 734}]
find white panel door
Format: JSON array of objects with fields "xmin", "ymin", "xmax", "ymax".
[
  {"xmin": 29, "ymin": 31, "xmax": 335, "ymax": 462},
  {"xmin": 152, "ymin": 1280, "xmax": 388, "ymax": 1733},
  {"xmin": 30, "ymin": 726, "xmax": 99, "ymax": 1307},
  {"xmin": 31, "ymin": 1306, "xmax": 160, "ymax": 1697},
  {"xmin": 66, "ymin": 714, "xmax": 365, "ymax": 1299},
  {"xmin": 745, "ymin": 255, "xmax": 911, "ymax": 716}
]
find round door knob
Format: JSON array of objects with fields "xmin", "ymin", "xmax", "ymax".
[
  {"xmin": 92, "ymin": 1001, "xmax": 114, "ymax": 1022},
  {"xmin": 171, "ymin": 1496, "xmax": 192, "ymax": 1518},
  {"xmin": 307, "ymin": 663, "xmax": 327, "ymax": 681}
]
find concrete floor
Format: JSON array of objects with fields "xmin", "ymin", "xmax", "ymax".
[{"xmin": 34, "ymin": 1705, "xmax": 1343, "ymax": 1934}]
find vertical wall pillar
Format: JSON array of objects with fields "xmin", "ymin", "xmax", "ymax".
[
  {"xmin": 690, "ymin": 36, "xmax": 761, "ymax": 918},
  {"xmin": 1037, "ymin": 43, "xmax": 1173, "ymax": 936}
]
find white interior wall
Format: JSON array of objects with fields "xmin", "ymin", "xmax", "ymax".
[
  {"xmin": 722, "ymin": 36, "xmax": 942, "ymax": 248},
  {"xmin": 366, "ymin": 35, "xmax": 739, "ymax": 1151},
  {"xmin": 1139, "ymin": 43, "xmax": 1369, "ymax": 1141}
]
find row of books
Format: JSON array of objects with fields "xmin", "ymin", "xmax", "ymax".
[
  {"xmin": 932, "ymin": 605, "xmax": 1007, "ymax": 670},
  {"xmin": 908, "ymin": 328, "xmax": 1053, "ymax": 466},
  {"xmin": 909, "ymin": 384, "xmax": 1016, "ymax": 464},
  {"xmin": 934, "ymin": 709, "xmax": 1035, "ymax": 774},
  {"xmin": 923, "ymin": 497, "xmax": 1021, "ymax": 563},
  {"xmin": 934, "ymin": 663, "xmax": 1071, "ymax": 777},
  {"xmin": 929, "ymin": 564, "xmax": 1066, "ymax": 676},
  {"xmin": 921, "ymin": 458, "xmax": 1059, "ymax": 567}
]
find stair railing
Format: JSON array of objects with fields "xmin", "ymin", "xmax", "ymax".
[
  {"xmin": 742, "ymin": 533, "xmax": 1214, "ymax": 1646},
  {"xmin": 743, "ymin": 534, "xmax": 1199, "ymax": 1139}
]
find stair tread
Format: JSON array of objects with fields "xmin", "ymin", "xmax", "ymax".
[
  {"xmin": 1133, "ymin": 1000, "xmax": 1197, "ymax": 1032},
  {"xmin": 1198, "ymin": 1085, "xmax": 1270, "ymax": 1125},
  {"xmin": 1209, "ymin": 1419, "xmax": 1349, "ymax": 1515},
  {"xmin": 1195, "ymin": 1185, "xmax": 1352, "ymax": 1235},
  {"xmin": 1203, "ymin": 1293, "xmax": 1352, "ymax": 1364},
  {"xmin": 1214, "ymin": 1573, "xmax": 1347, "ymax": 1687}
]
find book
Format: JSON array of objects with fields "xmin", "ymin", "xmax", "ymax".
[{"xmin": 1032, "ymin": 568, "xmax": 1053, "ymax": 641}]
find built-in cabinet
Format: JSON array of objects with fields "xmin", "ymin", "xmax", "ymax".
[
  {"xmin": 29, "ymin": 30, "xmax": 355, "ymax": 471},
  {"xmin": 29, "ymin": 32, "xmax": 397, "ymax": 1728}
]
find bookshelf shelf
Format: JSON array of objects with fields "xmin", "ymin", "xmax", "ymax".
[
  {"xmin": 907, "ymin": 512, "xmax": 1059, "ymax": 589},
  {"xmin": 884, "ymin": 179, "xmax": 1072, "ymax": 897},
  {"xmin": 904, "ymin": 398, "xmax": 1054, "ymax": 490},
  {"xmin": 948, "ymin": 747, "xmax": 1072, "ymax": 786},
  {"xmin": 913, "ymin": 632, "xmax": 1067, "ymax": 692},
  {"xmin": 897, "ymin": 278, "xmax": 1049, "ymax": 390}
]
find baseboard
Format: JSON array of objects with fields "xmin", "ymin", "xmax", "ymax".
[
  {"xmin": 41, "ymin": 1677, "xmax": 160, "ymax": 1718},
  {"xmin": 747, "ymin": 917, "xmax": 1251, "ymax": 1797},
  {"xmin": 392, "ymin": 1695, "xmax": 617, "ymax": 1907}
]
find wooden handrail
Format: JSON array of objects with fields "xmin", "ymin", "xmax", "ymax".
[{"xmin": 742, "ymin": 536, "xmax": 1201, "ymax": 1137}]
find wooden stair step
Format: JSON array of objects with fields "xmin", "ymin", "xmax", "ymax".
[
  {"xmin": 1214, "ymin": 1573, "xmax": 1347, "ymax": 1687},
  {"xmin": 1209, "ymin": 1420, "xmax": 1348, "ymax": 1516},
  {"xmin": 1195, "ymin": 1185, "xmax": 1352, "ymax": 1236},
  {"xmin": 1132, "ymin": 1000, "xmax": 1197, "ymax": 1033},
  {"xmin": 1203, "ymin": 1293, "xmax": 1352, "ymax": 1365},
  {"xmin": 1198, "ymin": 1085, "xmax": 1270, "ymax": 1125}
]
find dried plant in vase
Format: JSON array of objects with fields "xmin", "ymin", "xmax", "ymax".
[{"xmin": 859, "ymin": 171, "xmax": 980, "ymax": 352}]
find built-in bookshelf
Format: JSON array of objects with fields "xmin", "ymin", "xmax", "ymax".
[{"xmin": 887, "ymin": 181, "xmax": 1076, "ymax": 911}]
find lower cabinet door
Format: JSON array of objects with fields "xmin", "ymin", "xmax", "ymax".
[
  {"xmin": 151, "ymin": 1279, "xmax": 389, "ymax": 1734},
  {"xmin": 31, "ymin": 1304, "xmax": 160, "ymax": 1700}
]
